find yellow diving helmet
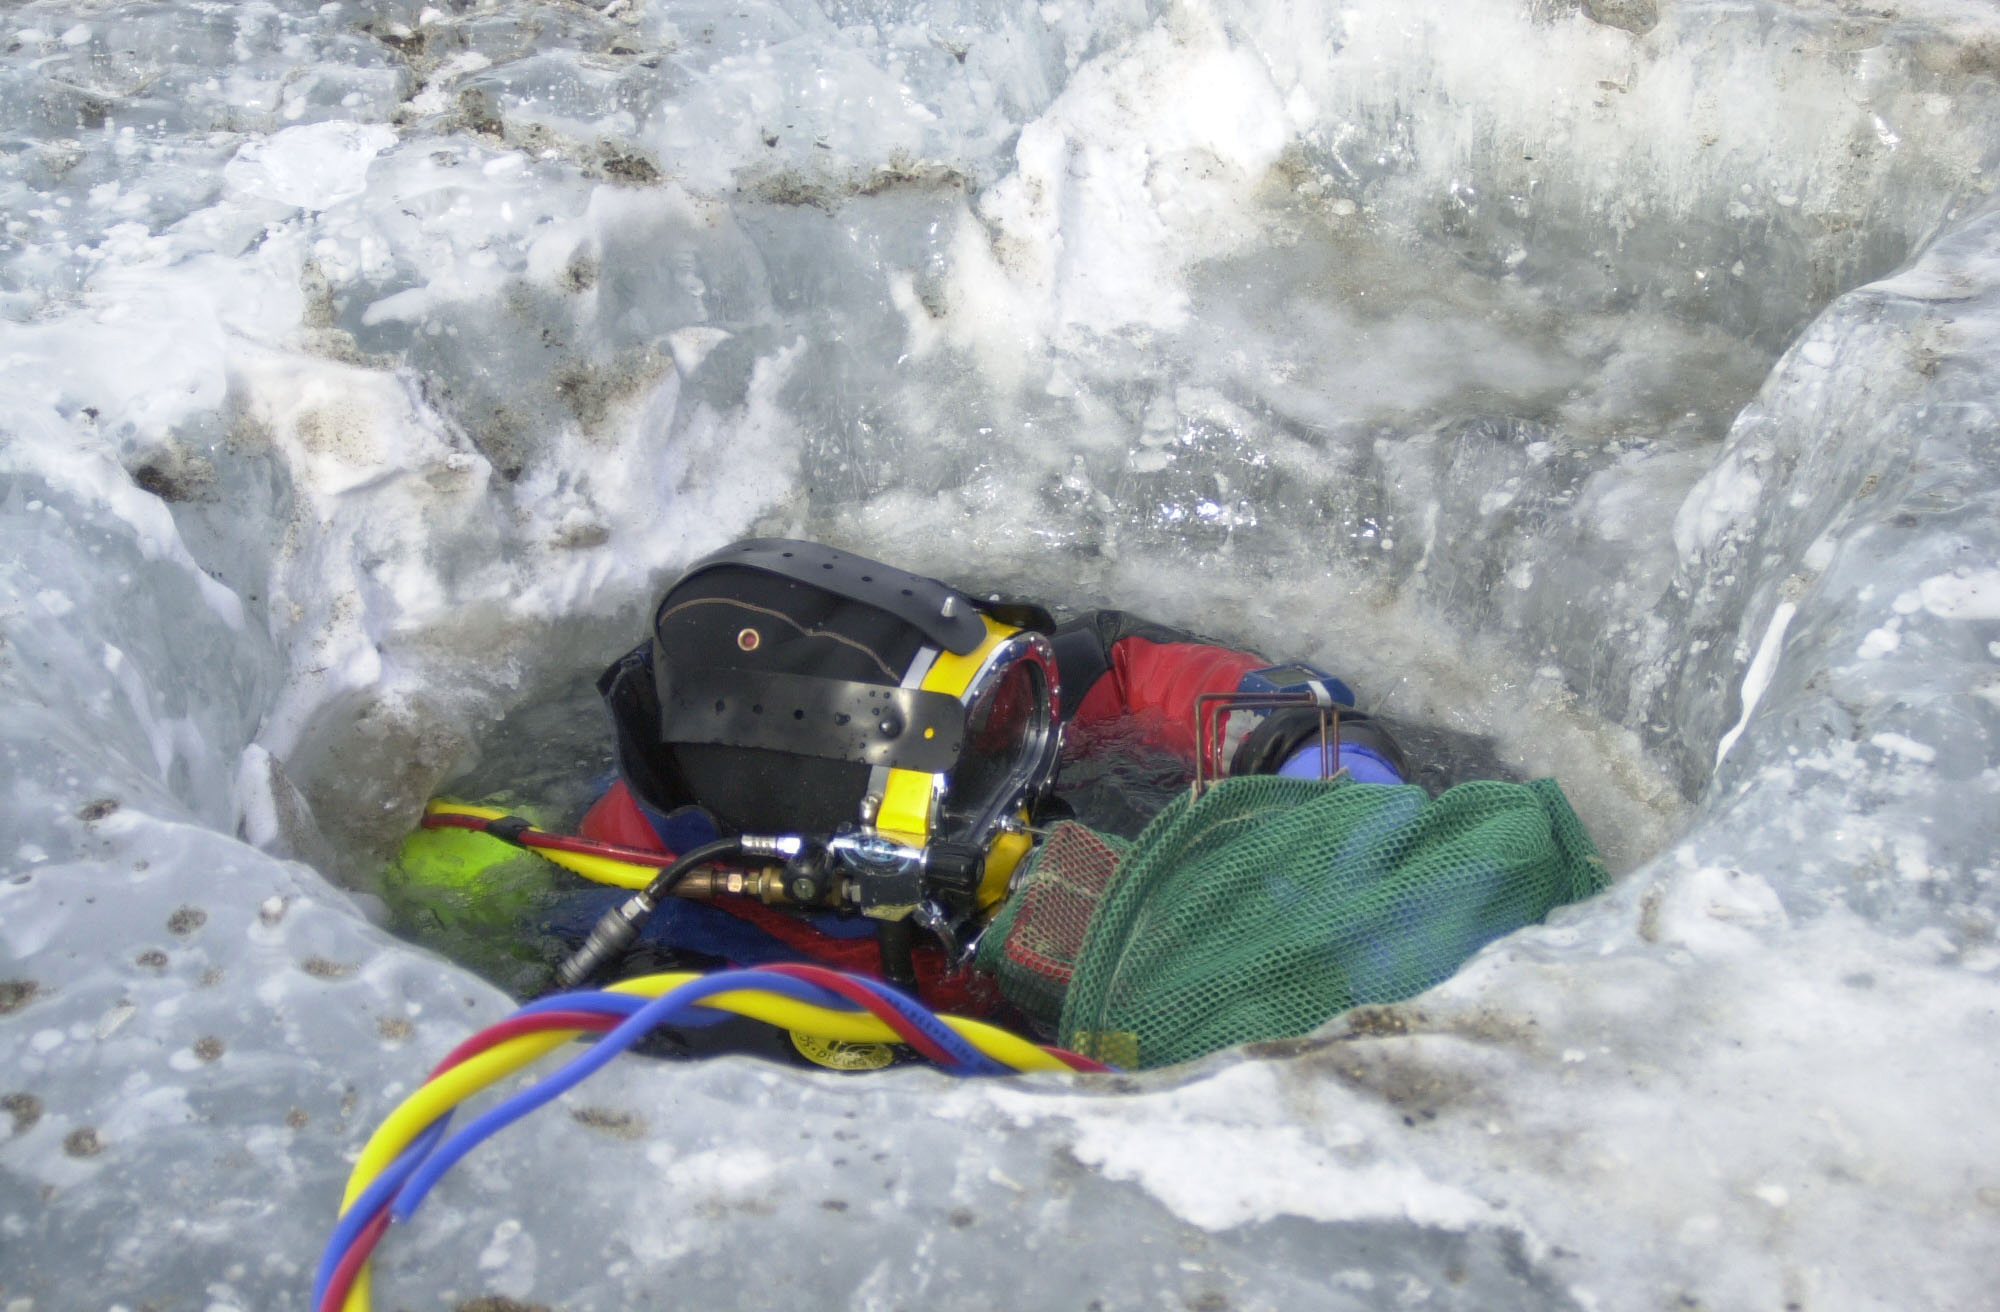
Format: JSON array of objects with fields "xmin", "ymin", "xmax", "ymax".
[{"xmin": 596, "ymin": 539, "xmax": 1062, "ymax": 939}]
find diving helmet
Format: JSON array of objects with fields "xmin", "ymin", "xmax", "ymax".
[{"xmin": 597, "ymin": 539, "xmax": 1062, "ymax": 920}]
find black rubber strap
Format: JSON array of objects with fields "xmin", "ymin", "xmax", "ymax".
[
  {"xmin": 660, "ymin": 667, "xmax": 966, "ymax": 773},
  {"xmin": 670, "ymin": 539, "xmax": 988, "ymax": 655},
  {"xmin": 484, "ymin": 815, "xmax": 534, "ymax": 845},
  {"xmin": 1048, "ymin": 624, "xmax": 1112, "ymax": 723},
  {"xmin": 596, "ymin": 642, "xmax": 691, "ymax": 815}
]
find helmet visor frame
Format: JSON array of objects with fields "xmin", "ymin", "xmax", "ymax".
[{"xmin": 931, "ymin": 629, "xmax": 1062, "ymax": 850}]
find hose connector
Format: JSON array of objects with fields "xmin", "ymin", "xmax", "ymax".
[
  {"xmin": 738, "ymin": 833, "xmax": 805, "ymax": 861},
  {"xmin": 553, "ymin": 835, "xmax": 746, "ymax": 989},
  {"xmin": 555, "ymin": 892, "xmax": 654, "ymax": 989}
]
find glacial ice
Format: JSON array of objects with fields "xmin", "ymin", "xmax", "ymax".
[{"xmin": 3, "ymin": 0, "xmax": 1999, "ymax": 1308}]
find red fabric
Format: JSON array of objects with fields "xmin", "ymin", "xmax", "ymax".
[
  {"xmin": 1069, "ymin": 636, "xmax": 1264, "ymax": 758},
  {"xmin": 576, "ymin": 781, "xmax": 999, "ymax": 1015},
  {"xmin": 579, "ymin": 780, "xmax": 667, "ymax": 850}
]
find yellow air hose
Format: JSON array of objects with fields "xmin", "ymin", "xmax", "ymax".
[{"xmin": 422, "ymin": 799, "xmax": 659, "ymax": 889}]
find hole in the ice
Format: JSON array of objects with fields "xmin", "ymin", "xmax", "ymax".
[
  {"xmin": 343, "ymin": 559, "xmax": 1685, "ymax": 1025},
  {"xmin": 251, "ymin": 8, "xmax": 1998, "ymax": 1075}
]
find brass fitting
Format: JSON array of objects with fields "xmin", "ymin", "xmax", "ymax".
[{"xmin": 668, "ymin": 865, "xmax": 801, "ymax": 905}]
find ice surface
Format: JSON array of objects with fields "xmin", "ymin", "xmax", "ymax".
[{"xmin": 4, "ymin": 0, "xmax": 2000, "ymax": 1308}]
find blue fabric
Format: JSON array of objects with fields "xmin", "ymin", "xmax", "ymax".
[
  {"xmin": 540, "ymin": 890, "xmax": 806, "ymax": 965},
  {"xmin": 804, "ymin": 912, "xmax": 881, "ymax": 939},
  {"xmin": 618, "ymin": 785, "xmax": 719, "ymax": 853},
  {"xmin": 1236, "ymin": 664, "xmax": 1356, "ymax": 707},
  {"xmin": 1278, "ymin": 741, "xmax": 1404, "ymax": 785},
  {"xmin": 648, "ymin": 803, "xmax": 721, "ymax": 853}
]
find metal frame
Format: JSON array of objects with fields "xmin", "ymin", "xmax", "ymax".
[
  {"xmin": 935, "ymin": 629, "xmax": 1063, "ymax": 847},
  {"xmin": 1191, "ymin": 690, "xmax": 1340, "ymax": 798}
]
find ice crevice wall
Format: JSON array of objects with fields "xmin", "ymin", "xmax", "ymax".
[{"xmin": 2, "ymin": 0, "xmax": 1999, "ymax": 1307}]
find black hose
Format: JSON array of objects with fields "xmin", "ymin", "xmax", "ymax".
[
  {"xmin": 642, "ymin": 837, "xmax": 744, "ymax": 903},
  {"xmin": 553, "ymin": 837, "xmax": 745, "ymax": 989}
]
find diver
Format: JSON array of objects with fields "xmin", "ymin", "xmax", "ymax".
[
  {"xmin": 550, "ymin": 540, "xmax": 1406, "ymax": 1012},
  {"xmin": 397, "ymin": 536, "xmax": 1603, "ymax": 1070}
]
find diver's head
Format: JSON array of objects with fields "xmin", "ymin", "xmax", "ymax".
[{"xmin": 597, "ymin": 539, "xmax": 1061, "ymax": 903}]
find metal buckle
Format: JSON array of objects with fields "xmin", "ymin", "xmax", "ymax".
[{"xmin": 1191, "ymin": 689, "xmax": 1341, "ymax": 799}]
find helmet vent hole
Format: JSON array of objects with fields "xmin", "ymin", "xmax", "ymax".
[{"xmin": 736, "ymin": 627, "xmax": 761, "ymax": 651}]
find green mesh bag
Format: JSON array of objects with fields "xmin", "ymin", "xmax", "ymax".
[
  {"xmin": 982, "ymin": 775, "xmax": 1606, "ymax": 1068},
  {"xmin": 976, "ymin": 822, "xmax": 1132, "ymax": 1027}
]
